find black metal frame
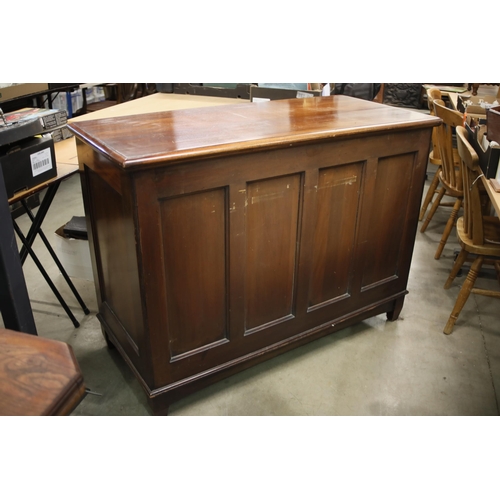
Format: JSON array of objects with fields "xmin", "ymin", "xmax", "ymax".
[
  {"xmin": 12, "ymin": 182, "xmax": 90, "ymax": 328},
  {"xmin": 0, "ymin": 169, "xmax": 37, "ymax": 334}
]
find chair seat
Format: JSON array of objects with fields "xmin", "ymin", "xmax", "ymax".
[
  {"xmin": 429, "ymin": 150, "xmax": 441, "ymax": 166},
  {"xmin": 456, "ymin": 216, "xmax": 500, "ymax": 256}
]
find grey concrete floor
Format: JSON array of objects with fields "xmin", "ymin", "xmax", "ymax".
[{"xmin": 3, "ymin": 161, "xmax": 500, "ymax": 416}]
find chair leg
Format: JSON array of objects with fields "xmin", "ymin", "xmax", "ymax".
[
  {"xmin": 419, "ymin": 168, "xmax": 441, "ymax": 221},
  {"xmin": 444, "ymin": 248, "xmax": 468, "ymax": 289},
  {"xmin": 434, "ymin": 197, "xmax": 462, "ymax": 259},
  {"xmin": 444, "ymin": 255, "xmax": 483, "ymax": 334},
  {"xmin": 421, "ymin": 186, "xmax": 446, "ymax": 233}
]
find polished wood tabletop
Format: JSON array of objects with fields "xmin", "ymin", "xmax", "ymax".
[
  {"xmin": 0, "ymin": 328, "xmax": 85, "ymax": 415},
  {"xmin": 59, "ymin": 93, "xmax": 249, "ymax": 169},
  {"xmin": 483, "ymin": 177, "xmax": 500, "ymax": 215},
  {"xmin": 69, "ymin": 95, "xmax": 439, "ymax": 171}
]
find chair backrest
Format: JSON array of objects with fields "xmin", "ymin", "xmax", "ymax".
[
  {"xmin": 433, "ymin": 99, "xmax": 464, "ymax": 192},
  {"xmin": 426, "ymin": 87, "xmax": 442, "ymax": 163},
  {"xmin": 426, "ymin": 87, "xmax": 442, "ymax": 113},
  {"xmin": 456, "ymin": 126, "xmax": 484, "ymax": 245}
]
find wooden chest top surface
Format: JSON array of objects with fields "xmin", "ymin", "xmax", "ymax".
[{"xmin": 68, "ymin": 95, "xmax": 439, "ymax": 170}]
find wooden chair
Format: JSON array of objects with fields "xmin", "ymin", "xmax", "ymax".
[
  {"xmin": 426, "ymin": 87, "xmax": 443, "ymax": 166},
  {"xmin": 419, "ymin": 87, "xmax": 443, "ymax": 221},
  {"xmin": 420, "ymin": 99, "xmax": 464, "ymax": 259},
  {"xmin": 443, "ymin": 126, "xmax": 500, "ymax": 334},
  {"xmin": 420, "ymin": 90, "xmax": 461, "ymax": 223}
]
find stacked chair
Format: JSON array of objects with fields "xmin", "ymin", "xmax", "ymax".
[
  {"xmin": 443, "ymin": 126, "xmax": 500, "ymax": 334},
  {"xmin": 420, "ymin": 98, "xmax": 464, "ymax": 259},
  {"xmin": 419, "ymin": 87, "xmax": 443, "ymax": 222}
]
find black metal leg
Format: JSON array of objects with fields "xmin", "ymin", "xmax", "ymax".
[
  {"xmin": 20, "ymin": 199, "xmax": 90, "ymax": 315},
  {"xmin": 19, "ymin": 183, "xmax": 59, "ymax": 265},
  {"xmin": 0, "ymin": 171, "xmax": 37, "ymax": 335},
  {"xmin": 13, "ymin": 221, "xmax": 80, "ymax": 328}
]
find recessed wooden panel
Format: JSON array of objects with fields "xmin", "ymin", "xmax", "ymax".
[
  {"xmin": 245, "ymin": 174, "xmax": 301, "ymax": 332},
  {"xmin": 361, "ymin": 153, "xmax": 414, "ymax": 288},
  {"xmin": 88, "ymin": 169, "xmax": 143, "ymax": 351},
  {"xmin": 160, "ymin": 188, "xmax": 227, "ymax": 358},
  {"xmin": 308, "ymin": 162, "xmax": 363, "ymax": 309}
]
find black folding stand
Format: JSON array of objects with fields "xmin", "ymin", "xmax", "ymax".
[
  {"xmin": 2, "ymin": 157, "xmax": 91, "ymax": 330},
  {"xmin": 11, "ymin": 179, "xmax": 90, "ymax": 328}
]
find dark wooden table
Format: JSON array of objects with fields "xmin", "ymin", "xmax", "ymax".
[
  {"xmin": 69, "ymin": 95, "xmax": 440, "ymax": 414},
  {"xmin": 0, "ymin": 328, "xmax": 85, "ymax": 415}
]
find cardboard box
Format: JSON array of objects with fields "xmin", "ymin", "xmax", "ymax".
[
  {"xmin": 54, "ymin": 225, "xmax": 93, "ymax": 281},
  {"xmin": 4, "ymin": 107, "xmax": 67, "ymax": 130},
  {"xmin": 0, "ymin": 135, "xmax": 57, "ymax": 198},
  {"xmin": 0, "ymin": 84, "xmax": 49, "ymax": 103},
  {"xmin": 50, "ymin": 129, "xmax": 63, "ymax": 143},
  {"xmin": 458, "ymin": 94, "xmax": 500, "ymax": 117},
  {"xmin": 2, "ymin": 107, "xmax": 69, "ymax": 146},
  {"xmin": 487, "ymin": 105, "xmax": 500, "ymax": 143},
  {"xmin": 48, "ymin": 126, "xmax": 72, "ymax": 143}
]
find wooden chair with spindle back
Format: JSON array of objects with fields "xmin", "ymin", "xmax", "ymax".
[
  {"xmin": 419, "ymin": 87, "xmax": 444, "ymax": 221},
  {"xmin": 443, "ymin": 126, "xmax": 500, "ymax": 334},
  {"xmin": 420, "ymin": 90, "xmax": 461, "ymax": 225},
  {"xmin": 426, "ymin": 87, "xmax": 443, "ymax": 166},
  {"xmin": 420, "ymin": 99, "xmax": 464, "ymax": 259}
]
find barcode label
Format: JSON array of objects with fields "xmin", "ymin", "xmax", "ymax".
[{"xmin": 30, "ymin": 148, "xmax": 53, "ymax": 177}]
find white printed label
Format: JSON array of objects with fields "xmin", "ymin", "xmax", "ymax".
[{"xmin": 30, "ymin": 147, "xmax": 53, "ymax": 177}]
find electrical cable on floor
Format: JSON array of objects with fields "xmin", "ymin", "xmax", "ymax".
[{"xmin": 85, "ymin": 388, "xmax": 102, "ymax": 396}]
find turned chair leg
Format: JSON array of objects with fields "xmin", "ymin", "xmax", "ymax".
[
  {"xmin": 444, "ymin": 248, "xmax": 468, "ymax": 289},
  {"xmin": 434, "ymin": 198, "xmax": 462, "ymax": 259},
  {"xmin": 421, "ymin": 186, "xmax": 446, "ymax": 233},
  {"xmin": 444, "ymin": 255, "xmax": 483, "ymax": 334},
  {"xmin": 419, "ymin": 168, "xmax": 441, "ymax": 221}
]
